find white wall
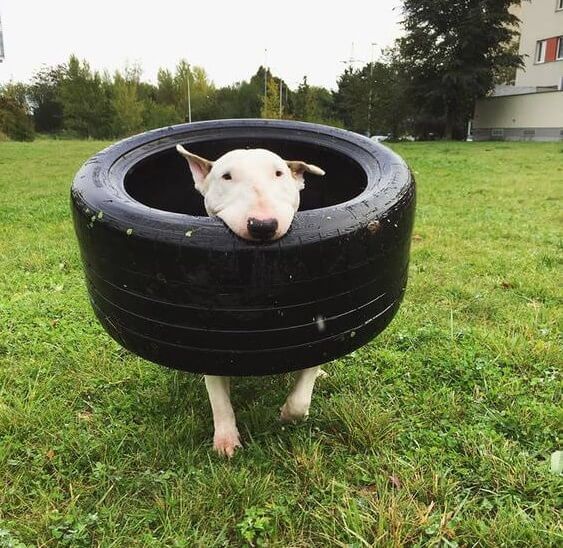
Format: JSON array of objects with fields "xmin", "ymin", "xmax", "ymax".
[{"xmin": 473, "ymin": 91, "xmax": 563, "ymax": 128}]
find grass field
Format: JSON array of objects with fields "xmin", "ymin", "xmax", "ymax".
[{"xmin": 0, "ymin": 139, "xmax": 561, "ymax": 546}]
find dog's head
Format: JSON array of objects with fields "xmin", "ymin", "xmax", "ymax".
[{"xmin": 176, "ymin": 146, "xmax": 325, "ymax": 241}]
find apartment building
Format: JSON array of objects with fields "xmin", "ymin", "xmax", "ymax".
[{"xmin": 473, "ymin": 0, "xmax": 563, "ymax": 141}]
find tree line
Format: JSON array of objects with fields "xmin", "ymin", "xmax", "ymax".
[{"xmin": 0, "ymin": 0, "xmax": 521, "ymax": 142}]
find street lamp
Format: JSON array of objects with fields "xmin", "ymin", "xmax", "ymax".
[
  {"xmin": 0, "ymin": 15, "xmax": 5, "ymax": 63},
  {"xmin": 187, "ymin": 63, "xmax": 192, "ymax": 123},
  {"xmin": 367, "ymin": 42, "xmax": 377, "ymax": 137},
  {"xmin": 264, "ymin": 48, "xmax": 268, "ymax": 107}
]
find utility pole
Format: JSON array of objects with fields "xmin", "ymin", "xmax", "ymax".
[
  {"xmin": 279, "ymin": 80, "xmax": 283, "ymax": 118},
  {"xmin": 264, "ymin": 49, "xmax": 268, "ymax": 108},
  {"xmin": 0, "ymin": 14, "xmax": 5, "ymax": 63},
  {"xmin": 367, "ymin": 42, "xmax": 377, "ymax": 137},
  {"xmin": 187, "ymin": 63, "xmax": 192, "ymax": 123},
  {"xmin": 341, "ymin": 42, "xmax": 363, "ymax": 70}
]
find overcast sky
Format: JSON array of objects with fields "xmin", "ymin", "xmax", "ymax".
[{"xmin": 0, "ymin": 0, "xmax": 403, "ymax": 90}]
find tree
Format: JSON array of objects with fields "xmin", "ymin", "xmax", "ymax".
[
  {"xmin": 212, "ymin": 79, "xmax": 261, "ymax": 119},
  {"xmin": 292, "ymin": 76, "xmax": 339, "ymax": 126},
  {"xmin": 174, "ymin": 59, "xmax": 192, "ymax": 120},
  {"xmin": 333, "ymin": 66, "xmax": 370, "ymax": 134},
  {"xmin": 212, "ymin": 85, "xmax": 244, "ymax": 119},
  {"xmin": 0, "ymin": 83, "xmax": 35, "ymax": 141},
  {"xmin": 261, "ymin": 75, "xmax": 281, "ymax": 119},
  {"xmin": 171, "ymin": 60, "xmax": 216, "ymax": 121},
  {"xmin": 60, "ymin": 55, "xmax": 113, "ymax": 138},
  {"xmin": 156, "ymin": 68, "xmax": 176, "ymax": 106},
  {"xmin": 189, "ymin": 65, "xmax": 216, "ymax": 120},
  {"xmin": 366, "ymin": 50, "xmax": 412, "ymax": 138},
  {"xmin": 494, "ymin": 40, "xmax": 520, "ymax": 85},
  {"xmin": 112, "ymin": 66, "xmax": 145, "ymax": 136},
  {"xmin": 1, "ymin": 82, "xmax": 29, "ymax": 112},
  {"xmin": 245, "ymin": 67, "xmax": 271, "ymax": 117},
  {"xmin": 333, "ymin": 59, "xmax": 409, "ymax": 137},
  {"xmin": 28, "ymin": 64, "xmax": 65, "ymax": 133},
  {"xmin": 399, "ymin": 0, "xmax": 523, "ymax": 139},
  {"xmin": 259, "ymin": 67, "xmax": 299, "ymax": 120},
  {"xmin": 142, "ymin": 100, "xmax": 180, "ymax": 130}
]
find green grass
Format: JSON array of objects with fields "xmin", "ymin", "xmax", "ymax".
[{"xmin": 0, "ymin": 139, "xmax": 561, "ymax": 546}]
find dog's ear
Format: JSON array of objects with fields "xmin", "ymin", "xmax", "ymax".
[
  {"xmin": 176, "ymin": 145, "xmax": 214, "ymax": 194},
  {"xmin": 286, "ymin": 161, "xmax": 325, "ymax": 190}
]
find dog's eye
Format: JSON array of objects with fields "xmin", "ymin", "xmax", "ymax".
[
  {"xmin": 275, "ymin": 170, "xmax": 283, "ymax": 177},
  {"xmin": 222, "ymin": 173, "xmax": 232, "ymax": 180}
]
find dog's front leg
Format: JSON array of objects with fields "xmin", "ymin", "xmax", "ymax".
[
  {"xmin": 204, "ymin": 375, "xmax": 241, "ymax": 457},
  {"xmin": 280, "ymin": 366, "xmax": 324, "ymax": 422}
]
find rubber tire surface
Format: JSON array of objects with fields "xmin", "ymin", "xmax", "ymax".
[{"xmin": 71, "ymin": 120, "xmax": 415, "ymax": 376}]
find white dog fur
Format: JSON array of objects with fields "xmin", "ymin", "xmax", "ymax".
[{"xmin": 177, "ymin": 145, "xmax": 325, "ymax": 456}]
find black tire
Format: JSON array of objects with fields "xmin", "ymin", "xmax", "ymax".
[{"xmin": 71, "ymin": 120, "xmax": 415, "ymax": 376}]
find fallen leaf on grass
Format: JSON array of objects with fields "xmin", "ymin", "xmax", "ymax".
[
  {"xmin": 418, "ymin": 501, "xmax": 435, "ymax": 525},
  {"xmin": 389, "ymin": 475, "xmax": 402, "ymax": 489},
  {"xmin": 359, "ymin": 484, "xmax": 377, "ymax": 496},
  {"xmin": 78, "ymin": 411, "xmax": 93, "ymax": 422}
]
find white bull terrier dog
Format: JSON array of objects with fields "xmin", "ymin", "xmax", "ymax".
[{"xmin": 177, "ymin": 145, "xmax": 326, "ymax": 457}]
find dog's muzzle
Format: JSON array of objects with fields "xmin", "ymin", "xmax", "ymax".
[{"xmin": 247, "ymin": 217, "xmax": 278, "ymax": 240}]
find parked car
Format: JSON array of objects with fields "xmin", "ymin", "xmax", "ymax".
[{"xmin": 370, "ymin": 135, "xmax": 389, "ymax": 143}]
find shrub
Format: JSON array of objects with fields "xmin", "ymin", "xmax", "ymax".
[{"xmin": 0, "ymin": 97, "xmax": 36, "ymax": 141}]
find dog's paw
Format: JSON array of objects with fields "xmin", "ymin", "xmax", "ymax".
[
  {"xmin": 213, "ymin": 429, "xmax": 242, "ymax": 458},
  {"xmin": 280, "ymin": 401, "xmax": 309, "ymax": 423}
]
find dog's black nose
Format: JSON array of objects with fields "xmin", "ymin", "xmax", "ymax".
[{"xmin": 247, "ymin": 217, "xmax": 278, "ymax": 240}]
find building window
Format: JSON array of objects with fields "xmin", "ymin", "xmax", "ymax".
[
  {"xmin": 536, "ymin": 40, "xmax": 547, "ymax": 63},
  {"xmin": 491, "ymin": 128, "xmax": 504, "ymax": 139},
  {"xmin": 558, "ymin": 0, "xmax": 563, "ymax": 11},
  {"xmin": 537, "ymin": 36, "xmax": 563, "ymax": 62}
]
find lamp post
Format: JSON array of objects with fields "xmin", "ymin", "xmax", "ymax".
[
  {"xmin": 264, "ymin": 49, "xmax": 268, "ymax": 107},
  {"xmin": 187, "ymin": 63, "xmax": 192, "ymax": 123},
  {"xmin": 367, "ymin": 42, "xmax": 377, "ymax": 137},
  {"xmin": 0, "ymin": 14, "xmax": 5, "ymax": 63}
]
